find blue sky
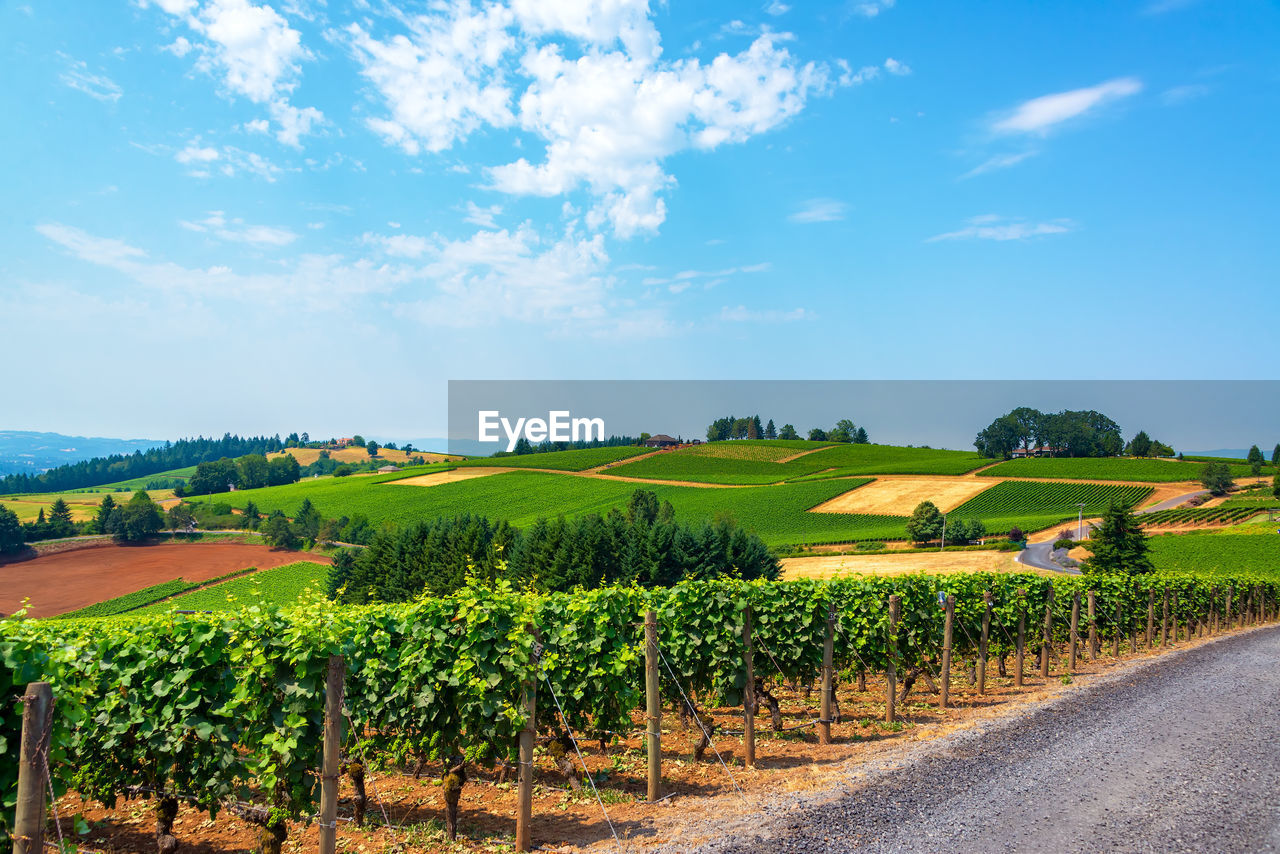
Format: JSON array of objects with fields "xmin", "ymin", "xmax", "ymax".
[{"xmin": 2, "ymin": 0, "xmax": 1277, "ymax": 441}]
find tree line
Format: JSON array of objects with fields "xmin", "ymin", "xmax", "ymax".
[
  {"xmin": 706, "ymin": 415, "xmax": 869, "ymax": 444},
  {"xmin": 974, "ymin": 407, "xmax": 1128, "ymax": 459},
  {"xmin": 492, "ymin": 434, "xmax": 638, "ymax": 457},
  {"xmin": 0, "ymin": 434, "xmax": 289, "ymax": 495},
  {"xmin": 327, "ymin": 489, "xmax": 779, "ymax": 601},
  {"xmin": 180, "ymin": 453, "xmax": 302, "ymax": 496}
]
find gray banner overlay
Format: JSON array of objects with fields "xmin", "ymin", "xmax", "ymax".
[{"xmin": 447, "ymin": 380, "xmax": 1280, "ymax": 458}]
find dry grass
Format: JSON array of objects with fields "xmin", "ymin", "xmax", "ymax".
[
  {"xmin": 269, "ymin": 448, "xmax": 455, "ymax": 466},
  {"xmin": 782, "ymin": 550, "xmax": 1038, "ymax": 579},
  {"xmin": 385, "ymin": 467, "xmax": 513, "ymax": 487},
  {"xmin": 810, "ymin": 477, "xmax": 995, "ymax": 515}
]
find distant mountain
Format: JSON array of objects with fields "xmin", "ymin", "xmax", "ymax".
[{"xmin": 0, "ymin": 430, "xmax": 164, "ymax": 477}]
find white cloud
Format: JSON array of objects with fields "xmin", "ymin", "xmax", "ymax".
[
  {"xmin": 60, "ymin": 60, "xmax": 123, "ymax": 103},
  {"xmin": 993, "ymin": 77, "xmax": 1143, "ymax": 135},
  {"xmin": 172, "ymin": 138, "xmax": 282, "ymax": 180},
  {"xmin": 362, "ymin": 233, "xmax": 431, "ymax": 259},
  {"xmin": 1161, "ymin": 84, "xmax": 1209, "ymax": 105},
  {"xmin": 764, "ymin": 1, "xmax": 791, "ymax": 15},
  {"xmin": 883, "ymin": 57, "xmax": 910, "ymax": 76},
  {"xmin": 788, "ymin": 198, "xmax": 847, "ymax": 223},
  {"xmin": 720, "ymin": 305, "xmax": 811, "ymax": 322},
  {"xmin": 926, "ymin": 215, "xmax": 1074, "ymax": 242},
  {"xmin": 146, "ymin": 0, "xmax": 324, "ymax": 146},
  {"xmin": 175, "ymin": 142, "xmax": 220, "ymax": 164},
  {"xmin": 463, "ymin": 201, "xmax": 504, "ymax": 229},
  {"xmin": 347, "ymin": 6, "xmax": 838, "ymax": 238},
  {"xmin": 179, "ymin": 211, "xmax": 298, "ymax": 246},
  {"xmin": 960, "ymin": 150, "xmax": 1037, "ymax": 179},
  {"xmin": 851, "ymin": 0, "xmax": 895, "ymax": 18}
]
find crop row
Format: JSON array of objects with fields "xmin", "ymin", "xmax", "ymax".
[
  {"xmin": 3, "ymin": 571, "xmax": 1275, "ymax": 849},
  {"xmin": 951, "ymin": 481, "xmax": 1152, "ymax": 520},
  {"xmin": 1138, "ymin": 507, "xmax": 1260, "ymax": 527},
  {"xmin": 979, "ymin": 456, "xmax": 1271, "ymax": 483}
]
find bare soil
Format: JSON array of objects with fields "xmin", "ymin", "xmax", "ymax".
[{"xmin": 0, "ymin": 542, "xmax": 327, "ymax": 618}]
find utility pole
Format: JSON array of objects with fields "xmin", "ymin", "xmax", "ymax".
[
  {"xmin": 1076, "ymin": 503, "xmax": 1086, "ymax": 540},
  {"xmin": 940, "ymin": 513, "xmax": 947, "ymax": 552}
]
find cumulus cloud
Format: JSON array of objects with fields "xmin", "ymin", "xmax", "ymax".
[
  {"xmin": 788, "ymin": 198, "xmax": 847, "ymax": 223},
  {"xmin": 993, "ymin": 77, "xmax": 1143, "ymax": 135},
  {"xmin": 346, "ymin": 4, "xmax": 859, "ymax": 239},
  {"xmin": 179, "ymin": 211, "xmax": 298, "ymax": 245},
  {"xmin": 926, "ymin": 214, "xmax": 1074, "ymax": 242},
  {"xmin": 144, "ymin": 0, "xmax": 324, "ymax": 146}
]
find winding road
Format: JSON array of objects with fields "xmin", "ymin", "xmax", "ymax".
[
  {"xmin": 682, "ymin": 625, "xmax": 1280, "ymax": 854},
  {"xmin": 1017, "ymin": 488, "xmax": 1210, "ymax": 573}
]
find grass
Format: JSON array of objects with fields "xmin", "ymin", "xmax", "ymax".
[
  {"xmin": 608, "ymin": 442, "xmax": 990, "ymax": 485},
  {"xmin": 1149, "ymin": 532, "xmax": 1280, "ymax": 578},
  {"xmin": 0, "ymin": 489, "xmax": 177, "ymax": 523},
  {"xmin": 189, "ymin": 470, "xmax": 910, "ymax": 546},
  {"xmin": 133, "ymin": 562, "xmax": 330, "ymax": 613},
  {"xmin": 455, "ymin": 446, "xmax": 653, "ymax": 471},
  {"xmin": 978, "ymin": 456, "xmax": 1270, "ymax": 483}
]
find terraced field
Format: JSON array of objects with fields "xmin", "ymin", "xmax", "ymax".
[
  {"xmin": 608, "ymin": 442, "xmax": 990, "ymax": 484},
  {"xmin": 979, "ymin": 456, "xmax": 1268, "ymax": 483}
]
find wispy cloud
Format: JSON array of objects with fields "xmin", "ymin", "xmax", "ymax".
[
  {"xmin": 764, "ymin": 1, "xmax": 790, "ymax": 15},
  {"xmin": 960, "ymin": 151, "xmax": 1038, "ymax": 179},
  {"xmin": 179, "ymin": 211, "xmax": 298, "ymax": 246},
  {"xmin": 850, "ymin": 0, "xmax": 895, "ymax": 18},
  {"xmin": 720, "ymin": 305, "xmax": 812, "ymax": 322},
  {"xmin": 789, "ymin": 198, "xmax": 847, "ymax": 223},
  {"xmin": 60, "ymin": 58, "xmax": 123, "ymax": 103},
  {"xmin": 643, "ymin": 263, "xmax": 770, "ymax": 294},
  {"xmin": 1161, "ymin": 84, "xmax": 1209, "ymax": 105},
  {"xmin": 927, "ymin": 214, "xmax": 1074, "ymax": 242},
  {"xmin": 993, "ymin": 77, "xmax": 1142, "ymax": 135}
]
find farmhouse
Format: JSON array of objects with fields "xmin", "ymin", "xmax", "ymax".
[
  {"xmin": 1011, "ymin": 445, "xmax": 1064, "ymax": 458},
  {"xmin": 377, "ymin": 465, "xmax": 401, "ymax": 474},
  {"xmin": 642, "ymin": 434, "xmax": 681, "ymax": 449}
]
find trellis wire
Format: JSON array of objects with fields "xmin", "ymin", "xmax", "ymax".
[{"xmin": 655, "ymin": 645, "xmax": 747, "ymax": 804}]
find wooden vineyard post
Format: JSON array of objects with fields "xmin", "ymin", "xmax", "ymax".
[
  {"xmin": 941, "ymin": 594, "xmax": 955, "ymax": 709},
  {"xmin": 819, "ymin": 603, "xmax": 835, "ymax": 745},
  {"xmin": 516, "ymin": 628, "xmax": 540, "ymax": 852},
  {"xmin": 1171, "ymin": 592, "xmax": 1179, "ymax": 644},
  {"xmin": 856, "ymin": 667, "xmax": 866, "ymax": 692},
  {"xmin": 1086, "ymin": 591, "xmax": 1097, "ymax": 662},
  {"xmin": 1146, "ymin": 589, "xmax": 1155, "ymax": 648},
  {"xmin": 644, "ymin": 610, "xmax": 662, "ymax": 803},
  {"xmin": 14, "ymin": 681, "xmax": 52, "ymax": 854},
  {"xmin": 1226, "ymin": 586, "xmax": 1234, "ymax": 631},
  {"xmin": 320, "ymin": 655, "xmax": 345, "ymax": 854},
  {"xmin": 1112, "ymin": 601, "xmax": 1121, "ymax": 657},
  {"xmin": 1210, "ymin": 586, "xmax": 1217, "ymax": 635},
  {"xmin": 1069, "ymin": 592, "xmax": 1080, "ymax": 673},
  {"xmin": 742, "ymin": 604, "xmax": 756, "ymax": 769},
  {"xmin": 886, "ymin": 595, "xmax": 900, "ymax": 724},
  {"xmin": 1131, "ymin": 611, "xmax": 1140, "ymax": 655},
  {"xmin": 1014, "ymin": 589, "xmax": 1026, "ymax": 689},
  {"xmin": 1040, "ymin": 587, "xmax": 1054, "ymax": 679},
  {"xmin": 977, "ymin": 591, "xmax": 992, "ymax": 696},
  {"xmin": 1161, "ymin": 586, "xmax": 1170, "ymax": 647}
]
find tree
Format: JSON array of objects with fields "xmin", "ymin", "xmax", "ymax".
[
  {"xmin": 267, "ymin": 454, "xmax": 300, "ymax": 486},
  {"xmin": 750, "ymin": 415, "xmax": 763, "ymax": 440},
  {"xmin": 905, "ymin": 501, "xmax": 944, "ymax": 545},
  {"xmin": 0, "ymin": 504, "xmax": 24, "ymax": 553},
  {"xmin": 1272, "ymin": 444, "xmax": 1280, "ymax": 467},
  {"xmin": 295, "ymin": 498, "xmax": 322, "ymax": 540},
  {"xmin": 854, "ymin": 427, "xmax": 869, "ymax": 444},
  {"xmin": 242, "ymin": 501, "xmax": 261, "ymax": 531},
  {"xmin": 366, "ymin": 440, "xmax": 380, "ymax": 457},
  {"xmin": 166, "ymin": 503, "xmax": 197, "ymax": 532},
  {"xmin": 1200, "ymin": 462, "xmax": 1234, "ymax": 496},
  {"xmin": 189, "ymin": 458, "xmax": 239, "ymax": 495},
  {"xmin": 974, "ymin": 415, "xmax": 1022, "ymax": 459},
  {"xmin": 47, "ymin": 498, "xmax": 75, "ymax": 538},
  {"xmin": 237, "ymin": 454, "xmax": 270, "ymax": 490},
  {"xmin": 351, "ymin": 435, "xmax": 366, "ymax": 447},
  {"xmin": 1273, "ymin": 471, "xmax": 1280, "ymax": 501},
  {"xmin": 625, "ymin": 489, "xmax": 660, "ymax": 525},
  {"xmin": 1247, "ymin": 444, "xmax": 1264, "ymax": 467},
  {"xmin": 262, "ymin": 511, "xmax": 299, "ymax": 549},
  {"xmin": 764, "ymin": 419, "xmax": 777, "ymax": 440},
  {"xmin": 118, "ymin": 490, "xmax": 163, "ymax": 542},
  {"xmin": 1126, "ymin": 431, "xmax": 1153, "ymax": 458},
  {"xmin": 334, "ymin": 464, "xmax": 354, "ymax": 477},
  {"xmin": 778, "ymin": 424, "xmax": 799, "ymax": 440},
  {"xmin": 1081, "ymin": 502, "xmax": 1152, "ymax": 576},
  {"xmin": 808, "ymin": 427, "xmax": 828, "ymax": 441},
  {"xmin": 94, "ymin": 494, "xmax": 118, "ymax": 535},
  {"xmin": 830, "ymin": 419, "xmax": 856, "ymax": 443}
]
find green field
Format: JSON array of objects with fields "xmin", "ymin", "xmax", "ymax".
[
  {"xmin": 608, "ymin": 442, "xmax": 990, "ymax": 484},
  {"xmin": 979, "ymin": 456, "xmax": 1269, "ymax": 482},
  {"xmin": 948, "ymin": 481, "xmax": 1153, "ymax": 535},
  {"xmin": 133, "ymin": 562, "xmax": 330, "ymax": 613},
  {"xmin": 455, "ymin": 446, "xmax": 652, "ymax": 471},
  {"xmin": 51, "ymin": 580, "xmax": 200, "ymax": 619},
  {"xmin": 1149, "ymin": 532, "xmax": 1280, "ymax": 577}
]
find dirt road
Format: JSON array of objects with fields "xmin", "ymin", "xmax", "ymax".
[{"xmin": 682, "ymin": 625, "xmax": 1280, "ymax": 853}]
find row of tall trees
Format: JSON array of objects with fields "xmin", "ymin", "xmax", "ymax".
[
  {"xmin": 327, "ymin": 490, "xmax": 779, "ymax": 601},
  {"xmin": 974, "ymin": 407, "xmax": 1125, "ymax": 459},
  {"xmin": 0, "ymin": 434, "xmax": 290, "ymax": 495},
  {"xmin": 181, "ymin": 454, "xmax": 301, "ymax": 497},
  {"xmin": 706, "ymin": 415, "xmax": 869, "ymax": 444},
  {"xmin": 1123, "ymin": 430, "xmax": 1175, "ymax": 458},
  {"xmin": 8, "ymin": 491, "xmax": 167, "ymax": 548},
  {"xmin": 494, "ymin": 435, "xmax": 638, "ymax": 457}
]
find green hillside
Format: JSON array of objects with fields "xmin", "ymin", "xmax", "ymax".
[
  {"xmin": 455, "ymin": 445, "xmax": 651, "ymax": 471},
  {"xmin": 979, "ymin": 456, "xmax": 1270, "ymax": 483}
]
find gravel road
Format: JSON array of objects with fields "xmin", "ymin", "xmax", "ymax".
[{"xmin": 679, "ymin": 625, "xmax": 1280, "ymax": 854}]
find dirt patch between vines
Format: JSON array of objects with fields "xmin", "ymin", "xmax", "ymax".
[
  {"xmin": 52, "ymin": 625, "xmax": 1247, "ymax": 853},
  {"xmin": 0, "ymin": 542, "xmax": 328, "ymax": 618}
]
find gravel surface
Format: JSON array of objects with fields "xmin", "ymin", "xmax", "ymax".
[{"xmin": 676, "ymin": 625, "xmax": 1280, "ymax": 853}]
